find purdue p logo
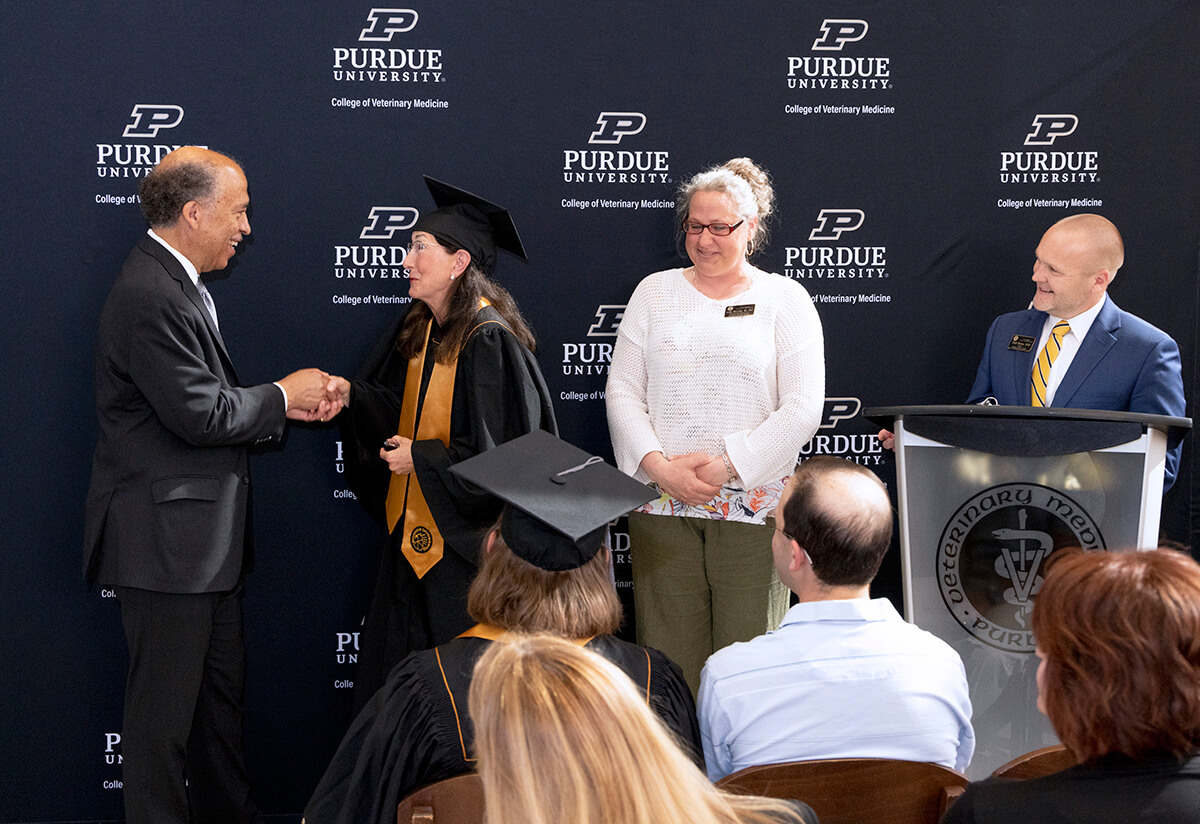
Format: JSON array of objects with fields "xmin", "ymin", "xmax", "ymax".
[
  {"xmin": 1024, "ymin": 114, "xmax": 1079, "ymax": 146},
  {"xmin": 359, "ymin": 207, "xmax": 420, "ymax": 240},
  {"xmin": 587, "ymin": 305, "xmax": 626, "ymax": 337},
  {"xmin": 359, "ymin": 8, "xmax": 418, "ymax": 41},
  {"xmin": 122, "ymin": 105, "xmax": 184, "ymax": 139},
  {"xmin": 809, "ymin": 209, "xmax": 865, "ymax": 241},
  {"xmin": 589, "ymin": 112, "xmax": 647, "ymax": 144},
  {"xmin": 811, "ymin": 19, "xmax": 869, "ymax": 51}
]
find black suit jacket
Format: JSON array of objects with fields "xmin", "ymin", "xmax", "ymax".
[
  {"xmin": 83, "ymin": 234, "xmax": 285, "ymax": 593},
  {"xmin": 941, "ymin": 753, "xmax": 1200, "ymax": 824}
]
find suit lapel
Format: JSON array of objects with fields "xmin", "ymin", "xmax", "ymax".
[
  {"xmin": 1055, "ymin": 296, "xmax": 1119, "ymax": 407},
  {"xmin": 1007, "ymin": 311, "xmax": 1045, "ymax": 403},
  {"xmin": 139, "ymin": 236, "xmax": 239, "ymax": 382}
]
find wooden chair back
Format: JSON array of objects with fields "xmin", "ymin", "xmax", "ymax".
[
  {"xmin": 397, "ymin": 773, "xmax": 484, "ymax": 824},
  {"xmin": 717, "ymin": 758, "xmax": 968, "ymax": 824},
  {"xmin": 990, "ymin": 744, "xmax": 1074, "ymax": 780}
]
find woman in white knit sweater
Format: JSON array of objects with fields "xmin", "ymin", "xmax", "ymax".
[{"xmin": 606, "ymin": 157, "xmax": 825, "ymax": 692}]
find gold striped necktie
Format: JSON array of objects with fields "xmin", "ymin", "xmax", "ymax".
[{"xmin": 1031, "ymin": 319, "xmax": 1070, "ymax": 407}]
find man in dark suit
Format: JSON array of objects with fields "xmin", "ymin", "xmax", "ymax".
[
  {"xmin": 83, "ymin": 146, "xmax": 337, "ymax": 824},
  {"xmin": 881, "ymin": 214, "xmax": 1185, "ymax": 487}
]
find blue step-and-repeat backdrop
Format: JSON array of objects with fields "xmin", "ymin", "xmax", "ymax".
[{"xmin": 3, "ymin": 2, "xmax": 1197, "ymax": 820}]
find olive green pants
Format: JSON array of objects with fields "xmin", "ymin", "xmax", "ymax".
[{"xmin": 629, "ymin": 512, "xmax": 789, "ymax": 696}]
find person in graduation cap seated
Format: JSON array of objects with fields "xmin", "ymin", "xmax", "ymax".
[
  {"xmin": 301, "ymin": 431, "xmax": 701, "ymax": 824},
  {"xmin": 327, "ymin": 178, "xmax": 557, "ymax": 704}
]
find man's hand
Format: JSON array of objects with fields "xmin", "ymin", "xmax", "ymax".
[{"xmin": 877, "ymin": 429, "xmax": 895, "ymax": 451}]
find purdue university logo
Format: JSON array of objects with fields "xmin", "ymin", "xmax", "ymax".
[{"xmin": 937, "ymin": 483, "xmax": 1104, "ymax": 653}]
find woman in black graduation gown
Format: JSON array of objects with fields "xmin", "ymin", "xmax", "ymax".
[{"xmin": 330, "ymin": 179, "xmax": 556, "ymax": 702}]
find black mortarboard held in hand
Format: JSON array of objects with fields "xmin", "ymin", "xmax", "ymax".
[
  {"xmin": 449, "ymin": 430, "xmax": 656, "ymax": 571},
  {"xmin": 411, "ymin": 176, "xmax": 527, "ymax": 275}
]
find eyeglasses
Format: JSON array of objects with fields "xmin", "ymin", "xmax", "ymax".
[
  {"xmin": 764, "ymin": 513, "xmax": 794, "ymax": 541},
  {"xmin": 766, "ymin": 513, "xmax": 816, "ymax": 567},
  {"xmin": 406, "ymin": 239, "xmax": 442, "ymax": 254},
  {"xmin": 681, "ymin": 219, "xmax": 745, "ymax": 237}
]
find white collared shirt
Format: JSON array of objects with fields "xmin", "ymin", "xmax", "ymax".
[
  {"xmin": 1035, "ymin": 294, "xmax": 1107, "ymax": 406},
  {"xmin": 147, "ymin": 228, "xmax": 201, "ymax": 283}
]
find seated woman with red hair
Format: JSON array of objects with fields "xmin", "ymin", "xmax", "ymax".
[{"xmin": 943, "ymin": 548, "xmax": 1200, "ymax": 823}]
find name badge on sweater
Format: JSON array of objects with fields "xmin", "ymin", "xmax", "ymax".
[{"xmin": 725, "ymin": 304, "xmax": 755, "ymax": 318}]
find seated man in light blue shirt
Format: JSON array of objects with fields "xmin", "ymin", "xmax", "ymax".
[{"xmin": 698, "ymin": 456, "xmax": 975, "ymax": 781}]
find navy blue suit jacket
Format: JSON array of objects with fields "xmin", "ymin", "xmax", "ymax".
[{"xmin": 966, "ymin": 296, "xmax": 1186, "ymax": 487}]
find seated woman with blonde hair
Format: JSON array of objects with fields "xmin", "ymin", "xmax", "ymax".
[
  {"xmin": 470, "ymin": 633, "xmax": 818, "ymax": 824},
  {"xmin": 943, "ymin": 548, "xmax": 1200, "ymax": 823}
]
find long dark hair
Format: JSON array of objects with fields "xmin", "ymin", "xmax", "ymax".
[{"xmin": 395, "ymin": 236, "xmax": 537, "ymax": 363}]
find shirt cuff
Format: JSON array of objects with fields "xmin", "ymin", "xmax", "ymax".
[{"xmin": 272, "ymin": 381, "xmax": 289, "ymax": 411}]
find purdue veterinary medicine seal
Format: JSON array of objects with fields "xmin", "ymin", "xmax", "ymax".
[{"xmin": 937, "ymin": 483, "xmax": 1104, "ymax": 653}]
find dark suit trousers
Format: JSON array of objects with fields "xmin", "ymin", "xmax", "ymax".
[{"xmin": 117, "ymin": 584, "xmax": 256, "ymax": 824}]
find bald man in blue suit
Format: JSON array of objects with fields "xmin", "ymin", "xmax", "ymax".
[
  {"xmin": 882, "ymin": 215, "xmax": 1185, "ymax": 488},
  {"xmin": 965, "ymin": 214, "xmax": 1185, "ymax": 486}
]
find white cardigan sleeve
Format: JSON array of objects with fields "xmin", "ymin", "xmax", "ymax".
[{"xmin": 605, "ymin": 278, "xmax": 662, "ymax": 481}]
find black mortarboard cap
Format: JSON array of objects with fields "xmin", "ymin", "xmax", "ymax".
[
  {"xmin": 411, "ymin": 176, "xmax": 527, "ymax": 275},
  {"xmin": 449, "ymin": 430, "xmax": 656, "ymax": 571}
]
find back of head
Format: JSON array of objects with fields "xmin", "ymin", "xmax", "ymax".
[
  {"xmin": 783, "ymin": 456, "xmax": 893, "ymax": 588},
  {"xmin": 138, "ymin": 146, "xmax": 238, "ymax": 228},
  {"xmin": 466, "ymin": 534, "xmax": 622, "ymax": 637},
  {"xmin": 1033, "ymin": 548, "xmax": 1200, "ymax": 761},
  {"xmin": 469, "ymin": 634, "xmax": 807, "ymax": 824},
  {"xmin": 677, "ymin": 157, "xmax": 775, "ymax": 252}
]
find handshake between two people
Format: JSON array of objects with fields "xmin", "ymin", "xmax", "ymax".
[
  {"xmin": 276, "ymin": 370, "xmax": 414, "ymax": 474},
  {"xmin": 276, "ymin": 369, "xmax": 354, "ymax": 423}
]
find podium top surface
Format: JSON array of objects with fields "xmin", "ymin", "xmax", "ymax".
[{"xmin": 864, "ymin": 404, "xmax": 1191, "ymax": 434}]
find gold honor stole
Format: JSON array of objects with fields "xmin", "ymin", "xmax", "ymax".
[{"xmin": 385, "ymin": 302, "xmax": 504, "ymax": 578}]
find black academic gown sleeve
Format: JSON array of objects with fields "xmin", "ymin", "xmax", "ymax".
[
  {"xmin": 647, "ymin": 646, "xmax": 704, "ymax": 765},
  {"xmin": 302, "ymin": 649, "xmax": 465, "ymax": 824},
  {"xmin": 586, "ymin": 635, "xmax": 704, "ymax": 766}
]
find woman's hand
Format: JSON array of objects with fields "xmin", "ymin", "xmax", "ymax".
[
  {"xmin": 327, "ymin": 375, "xmax": 352, "ymax": 407},
  {"xmin": 696, "ymin": 454, "xmax": 732, "ymax": 488},
  {"xmin": 640, "ymin": 452, "xmax": 721, "ymax": 506},
  {"xmin": 380, "ymin": 436, "xmax": 415, "ymax": 475}
]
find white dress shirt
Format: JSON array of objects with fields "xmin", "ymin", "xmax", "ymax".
[{"xmin": 1034, "ymin": 294, "xmax": 1106, "ymax": 406}]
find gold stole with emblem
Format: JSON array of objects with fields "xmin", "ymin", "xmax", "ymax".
[{"xmin": 384, "ymin": 301, "xmax": 503, "ymax": 579}]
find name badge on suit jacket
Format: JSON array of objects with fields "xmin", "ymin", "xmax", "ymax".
[{"xmin": 1008, "ymin": 335, "xmax": 1036, "ymax": 352}]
